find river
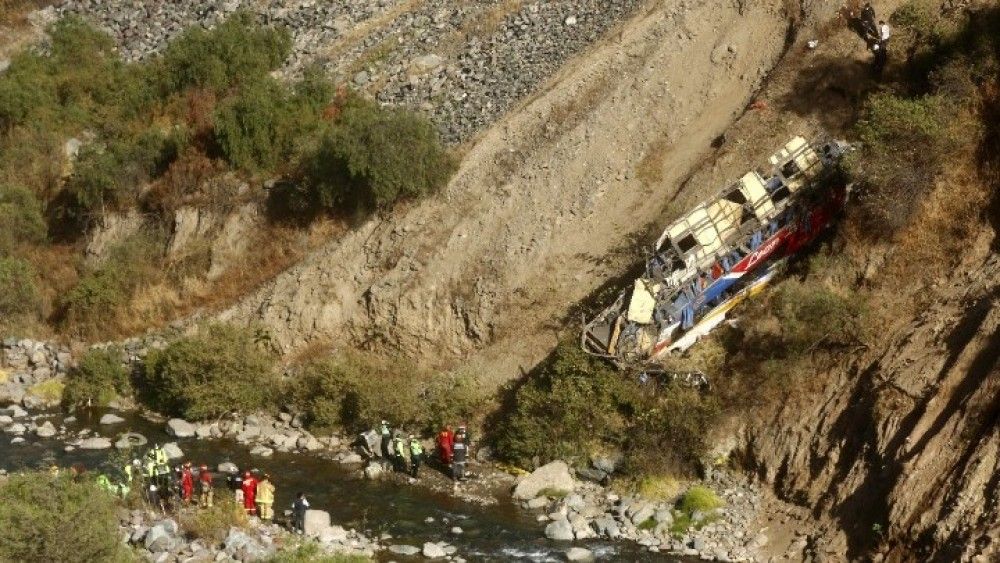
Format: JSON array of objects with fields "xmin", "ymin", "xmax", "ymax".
[{"xmin": 0, "ymin": 409, "xmax": 686, "ymax": 562}]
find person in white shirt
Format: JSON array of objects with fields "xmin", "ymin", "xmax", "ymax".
[{"xmin": 879, "ymin": 20, "xmax": 892, "ymax": 43}]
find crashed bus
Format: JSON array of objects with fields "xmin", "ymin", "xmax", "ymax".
[{"xmin": 582, "ymin": 136, "xmax": 851, "ymax": 365}]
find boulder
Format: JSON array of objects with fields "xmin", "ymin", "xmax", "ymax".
[
  {"xmin": 5, "ymin": 404, "xmax": 28, "ymax": 418},
  {"xmin": 631, "ymin": 504, "xmax": 656, "ymax": 526},
  {"xmin": 339, "ymin": 452, "xmax": 363, "ymax": 465},
  {"xmin": 423, "ymin": 542, "xmax": 447, "ymax": 559},
  {"xmin": 79, "ymin": 436, "xmax": 112, "ymax": 449},
  {"xmin": 388, "ymin": 545, "xmax": 420, "ymax": 556},
  {"xmin": 144, "ymin": 521, "xmax": 176, "ymax": 552},
  {"xmin": 35, "ymin": 421, "xmax": 57, "ymax": 438},
  {"xmin": 565, "ymin": 547, "xmax": 595, "ymax": 562},
  {"xmin": 225, "ymin": 528, "xmax": 254, "ymax": 552},
  {"xmin": 544, "ymin": 518, "xmax": 575, "ymax": 541},
  {"xmin": 303, "ymin": 510, "xmax": 331, "ymax": 537},
  {"xmin": 166, "ymin": 418, "xmax": 196, "ymax": 438},
  {"xmin": 593, "ymin": 515, "xmax": 621, "ymax": 539},
  {"xmin": 590, "ymin": 452, "xmax": 622, "ymax": 475},
  {"xmin": 99, "ymin": 413, "xmax": 125, "ymax": 425},
  {"xmin": 162, "ymin": 442, "xmax": 184, "ymax": 459},
  {"xmin": 513, "ymin": 461, "xmax": 575, "ymax": 500},
  {"xmin": 250, "ymin": 445, "xmax": 274, "ymax": 457},
  {"xmin": 363, "ymin": 462, "xmax": 384, "ymax": 480},
  {"xmin": 0, "ymin": 415, "xmax": 11, "ymax": 425},
  {"xmin": 575, "ymin": 467, "xmax": 607, "ymax": 484},
  {"xmin": 526, "ymin": 497, "xmax": 549, "ymax": 509},
  {"xmin": 450, "ymin": 526, "xmax": 463, "ymax": 535},
  {"xmin": 195, "ymin": 424, "xmax": 213, "ymax": 439},
  {"xmin": 318, "ymin": 525, "xmax": 348, "ymax": 544},
  {"xmin": 297, "ymin": 435, "xmax": 323, "ymax": 451},
  {"xmin": 218, "ymin": 462, "xmax": 239, "ymax": 474},
  {"xmin": 570, "ymin": 514, "xmax": 596, "ymax": 540}
]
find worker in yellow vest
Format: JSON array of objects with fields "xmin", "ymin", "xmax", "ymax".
[{"xmin": 256, "ymin": 474, "xmax": 276, "ymax": 521}]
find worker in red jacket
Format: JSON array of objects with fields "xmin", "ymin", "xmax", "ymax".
[
  {"xmin": 437, "ymin": 425, "xmax": 454, "ymax": 466},
  {"xmin": 241, "ymin": 471, "xmax": 258, "ymax": 515},
  {"xmin": 180, "ymin": 462, "xmax": 194, "ymax": 503}
]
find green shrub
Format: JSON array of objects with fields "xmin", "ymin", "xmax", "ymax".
[
  {"xmin": 677, "ymin": 485, "xmax": 723, "ymax": 514},
  {"xmin": 290, "ymin": 354, "xmax": 488, "ymax": 434},
  {"xmin": 141, "ymin": 323, "xmax": 278, "ymax": 419},
  {"xmin": 178, "ymin": 496, "xmax": 248, "ymax": 542},
  {"xmin": 301, "ymin": 94, "xmax": 456, "ymax": 212},
  {"xmin": 153, "ymin": 11, "xmax": 292, "ymax": 96},
  {"xmin": 0, "ymin": 256, "xmax": 40, "ymax": 319},
  {"xmin": 62, "ymin": 347, "xmax": 129, "ymax": 409},
  {"xmin": 0, "ymin": 472, "xmax": 132, "ymax": 562},
  {"xmin": 494, "ymin": 342, "xmax": 638, "ymax": 468},
  {"xmin": 214, "ymin": 75, "xmax": 332, "ymax": 173},
  {"xmin": 0, "ymin": 183, "xmax": 46, "ymax": 253},
  {"xmin": 625, "ymin": 384, "xmax": 720, "ymax": 475}
]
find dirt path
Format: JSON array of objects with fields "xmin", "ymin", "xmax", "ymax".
[{"xmin": 221, "ymin": 0, "xmax": 806, "ymax": 381}]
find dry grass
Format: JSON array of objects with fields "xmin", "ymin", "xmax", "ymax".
[{"xmin": 636, "ymin": 132, "xmax": 672, "ymax": 188}]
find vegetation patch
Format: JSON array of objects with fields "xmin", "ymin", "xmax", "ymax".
[
  {"xmin": 0, "ymin": 472, "xmax": 132, "ymax": 562},
  {"xmin": 266, "ymin": 541, "xmax": 371, "ymax": 563},
  {"xmin": 141, "ymin": 323, "xmax": 278, "ymax": 419},
  {"xmin": 178, "ymin": 496, "xmax": 249, "ymax": 542},
  {"xmin": 62, "ymin": 346, "xmax": 129, "ymax": 409}
]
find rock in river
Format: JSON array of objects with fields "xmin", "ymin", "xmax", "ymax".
[
  {"xmin": 166, "ymin": 418, "xmax": 195, "ymax": 438},
  {"xmin": 100, "ymin": 413, "xmax": 125, "ymax": 425},
  {"xmin": 544, "ymin": 518, "xmax": 575, "ymax": 541},
  {"xmin": 513, "ymin": 461, "xmax": 576, "ymax": 500},
  {"xmin": 79, "ymin": 436, "xmax": 112, "ymax": 449}
]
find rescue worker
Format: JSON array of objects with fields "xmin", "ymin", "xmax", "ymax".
[
  {"xmin": 96, "ymin": 473, "xmax": 115, "ymax": 494},
  {"xmin": 451, "ymin": 433, "xmax": 468, "ymax": 481},
  {"xmin": 152, "ymin": 444, "xmax": 170, "ymax": 490},
  {"xmin": 292, "ymin": 492, "xmax": 309, "ymax": 534},
  {"xmin": 861, "ymin": 2, "xmax": 878, "ymax": 40},
  {"xmin": 241, "ymin": 470, "xmax": 258, "ymax": 515},
  {"xmin": 228, "ymin": 466, "xmax": 245, "ymax": 505},
  {"xmin": 408, "ymin": 435, "xmax": 424, "ymax": 479},
  {"xmin": 181, "ymin": 462, "xmax": 194, "ymax": 503},
  {"xmin": 379, "ymin": 420, "xmax": 392, "ymax": 459},
  {"xmin": 256, "ymin": 474, "xmax": 276, "ymax": 521},
  {"xmin": 392, "ymin": 433, "xmax": 408, "ymax": 473},
  {"xmin": 437, "ymin": 425, "xmax": 454, "ymax": 466},
  {"xmin": 198, "ymin": 464, "xmax": 214, "ymax": 508},
  {"xmin": 48, "ymin": 464, "xmax": 60, "ymax": 478},
  {"xmin": 144, "ymin": 456, "xmax": 157, "ymax": 486}
]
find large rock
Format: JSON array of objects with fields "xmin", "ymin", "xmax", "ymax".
[
  {"xmin": 363, "ymin": 462, "xmax": 384, "ymax": 480},
  {"xmin": 218, "ymin": 462, "xmax": 239, "ymax": 474},
  {"xmin": 166, "ymin": 418, "xmax": 195, "ymax": 438},
  {"xmin": 544, "ymin": 518, "xmax": 575, "ymax": 541},
  {"xmin": 318, "ymin": 525, "xmax": 348, "ymax": 544},
  {"xmin": 162, "ymin": 442, "xmax": 184, "ymax": 459},
  {"xmin": 144, "ymin": 521, "xmax": 176, "ymax": 552},
  {"xmin": 565, "ymin": 547, "xmax": 595, "ymax": 562},
  {"xmin": 422, "ymin": 542, "xmax": 447, "ymax": 558},
  {"xmin": 79, "ymin": 437, "xmax": 112, "ymax": 449},
  {"xmin": 303, "ymin": 509, "xmax": 331, "ymax": 537},
  {"xmin": 513, "ymin": 461, "xmax": 576, "ymax": 500},
  {"xmin": 388, "ymin": 545, "xmax": 420, "ymax": 556},
  {"xmin": 35, "ymin": 421, "xmax": 57, "ymax": 438},
  {"xmin": 100, "ymin": 413, "xmax": 125, "ymax": 425},
  {"xmin": 225, "ymin": 528, "xmax": 254, "ymax": 552}
]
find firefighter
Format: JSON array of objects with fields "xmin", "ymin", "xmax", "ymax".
[
  {"xmin": 199, "ymin": 464, "xmax": 214, "ymax": 508},
  {"xmin": 241, "ymin": 471, "xmax": 258, "ymax": 515},
  {"xmin": 451, "ymin": 433, "xmax": 468, "ymax": 481},
  {"xmin": 256, "ymin": 474, "xmax": 275, "ymax": 521},
  {"xmin": 392, "ymin": 433, "xmax": 408, "ymax": 473},
  {"xmin": 408, "ymin": 435, "xmax": 424, "ymax": 479},
  {"xmin": 437, "ymin": 425, "xmax": 454, "ymax": 466},
  {"xmin": 180, "ymin": 462, "xmax": 194, "ymax": 503}
]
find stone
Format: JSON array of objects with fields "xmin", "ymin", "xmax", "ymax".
[
  {"xmin": 564, "ymin": 15, "xmax": 578, "ymax": 26},
  {"xmin": 339, "ymin": 452, "xmax": 363, "ymax": 465},
  {"xmin": 195, "ymin": 424, "xmax": 213, "ymax": 439},
  {"xmin": 590, "ymin": 453, "xmax": 621, "ymax": 474},
  {"xmin": 166, "ymin": 418, "xmax": 196, "ymax": 438},
  {"xmin": 575, "ymin": 467, "xmax": 607, "ymax": 483},
  {"xmin": 388, "ymin": 545, "xmax": 420, "ymax": 556},
  {"xmin": 63, "ymin": 138, "xmax": 82, "ymax": 161},
  {"xmin": 353, "ymin": 70, "xmax": 370, "ymax": 85},
  {"xmin": 225, "ymin": 529, "xmax": 254, "ymax": 552},
  {"xmin": 298, "ymin": 435, "xmax": 323, "ymax": 451},
  {"xmin": 654, "ymin": 509, "xmax": 674, "ymax": 525},
  {"xmin": 544, "ymin": 518, "xmax": 575, "ymax": 541},
  {"xmin": 318, "ymin": 525, "xmax": 348, "ymax": 544},
  {"xmin": 563, "ymin": 493, "xmax": 586, "ymax": 511},
  {"xmin": 35, "ymin": 421, "xmax": 57, "ymax": 438},
  {"xmin": 0, "ymin": 59, "xmax": 9, "ymax": 74},
  {"xmin": 218, "ymin": 462, "xmax": 238, "ymax": 474},
  {"xmin": 526, "ymin": 497, "xmax": 549, "ymax": 509},
  {"xmin": 450, "ymin": 526, "xmax": 463, "ymax": 535},
  {"xmin": 570, "ymin": 514, "xmax": 596, "ymax": 540},
  {"xmin": 565, "ymin": 547, "xmax": 594, "ymax": 561},
  {"xmin": 99, "ymin": 413, "xmax": 125, "ymax": 425},
  {"xmin": 145, "ymin": 521, "xmax": 177, "ymax": 552},
  {"xmin": 513, "ymin": 461, "xmax": 575, "ymax": 500},
  {"xmin": 410, "ymin": 54, "xmax": 443, "ymax": 74},
  {"xmin": 593, "ymin": 516, "xmax": 621, "ymax": 539},
  {"xmin": 0, "ymin": 415, "xmax": 11, "ymax": 425},
  {"xmin": 250, "ymin": 445, "xmax": 274, "ymax": 457},
  {"xmin": 162, "ymin": 442, "xmax": 184, "ymax": 459},
  {"xmin": 363, "ymin": 462, "xmax": 384, "ymax": 480},
  {"xmin": 632, "ymin": 505, "xmax": 656, "ymax": 526},
  {"xmin": 303, "ymin": 510, "xmax": 331, "ymax": 537},
  {"xmin": 422, "ymin": 542, "xmax": 447, "ymax": 558},
  {"xmin": 79, "ymin": 436, "xmax": 112, "ymax": 449}
]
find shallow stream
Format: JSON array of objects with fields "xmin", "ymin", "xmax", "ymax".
[{"xmin": 0, "ymin": 409, "xmax": 685, "ymax": 562}]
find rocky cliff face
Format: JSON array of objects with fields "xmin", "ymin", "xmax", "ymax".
[{"xmin": 741, "ymin": 222, "xmax": 1000, "ymax": 561}]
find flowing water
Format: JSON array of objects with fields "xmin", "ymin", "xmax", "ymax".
[{"xmin": 0, "ymin": 409, "xmax": 687, "ymax": 562}]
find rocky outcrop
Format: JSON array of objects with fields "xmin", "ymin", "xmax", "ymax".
[
  {"xmin": 741, "ymin": 243, "xmax": 1000, "ymax": 560},
  {"xmin": 513, "ymin": 461, "xmax": 576, "ymax": 500}
]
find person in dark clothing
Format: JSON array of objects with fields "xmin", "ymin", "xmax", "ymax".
[
  {"xmin": 292, "ymin": 492, "xmax": 310, "ymax": 534},
  {"xmin": 451, "ymin": 434, "xmax": 467, "ymax": 481},
  {"xmin": 408, "ymin": 435, "xmax": 424, "ymax": 479},
  {"xmin": 379, "ymin": 420, "xmax": 392, "ymax": 460},
  {"xmin": 861, "ymin": 2, "xmax": 878, "ymax": 39}
]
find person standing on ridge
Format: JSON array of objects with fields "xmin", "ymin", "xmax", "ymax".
[
  {"xmin": 379, "ymin": 420, "xmax": 392, "ymax": 460},
  {"xmin": 180, "ymin": 462, "xmax": 194, "ymax": 503},
  {"xmin": 437, "ymin": 425, "xmax": 454, "ymax": 466},
  {"xmin": 292, "ymin": 492, "xmax": 310, "ymax": 534},
  {"xmin": 392, "ymin": 433, "xmax": 408, "ymax": 473},
  {"xmin": 241, "ymin": 471, "xmax": 258, "ymax": 515},
  {"xmin": 451, "ymin": 433, "xmax": 468, "ymax": 481},
  {"xmin": 256, "ymin": 474, "xmax": 275, "ymax": 521},
  {"xmin": 408, "ymin": 435, "xmax": 425, "ymax": 479},
  {"xmin": 199, "ymin": 464, "xmax": 214, "ymax": 508}
]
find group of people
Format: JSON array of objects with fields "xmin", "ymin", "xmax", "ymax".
[
  {"xmin": 81, "ymin": 444, "xmax": 312, "ymax": 534},
  {"xmin": 358, "ymin": 422, "xmax": 472, "ymax": 481},
  {"xmin": 847, "ymin": 2, "xmax": 892, "ymax": 73}
]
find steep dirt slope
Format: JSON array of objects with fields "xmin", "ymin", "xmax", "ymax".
[{"xmin": 223, "ymin": 0, "xmax": 838, "ymax": 381}]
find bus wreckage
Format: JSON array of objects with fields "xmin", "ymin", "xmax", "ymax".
[{"xmin": 582, "ymin": 135, "xmax": 852, "ymax": 366}]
